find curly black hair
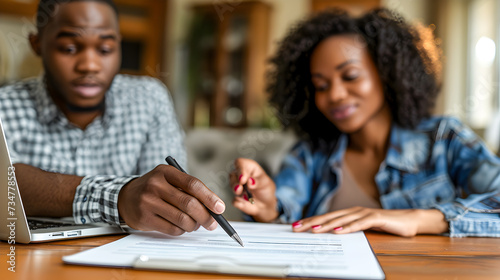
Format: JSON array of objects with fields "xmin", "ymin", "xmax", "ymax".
[{"xmin": 268, "ymin": 8, "xmax": 441, "ymax": 151}]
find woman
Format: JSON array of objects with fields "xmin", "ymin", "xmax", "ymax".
[{"xmin": 230, "ymin": 8, "xmax": 500, "ymax": 237}]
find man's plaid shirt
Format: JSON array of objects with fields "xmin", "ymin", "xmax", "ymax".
[{"xmin": 0, "ymin": 74, "xmax": 187, "ymax": 225}]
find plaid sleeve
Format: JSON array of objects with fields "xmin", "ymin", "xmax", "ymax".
[{"xmin": 73, "ymin": 175, "xmax": 139, "ymax": 225}]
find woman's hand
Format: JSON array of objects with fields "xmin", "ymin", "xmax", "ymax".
[
  {"xmin": 292, "ymin": 207, "xmax": 449, "ymax": 237},
  {"xmin": 230, "ymin": 158, "xmax": 278, "ymax": 223}
]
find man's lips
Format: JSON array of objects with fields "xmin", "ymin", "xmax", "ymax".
[
  {"xmin": 329, "ymin": 104, "xmax": 357, "ymax": 120},
  {"xmin": 72, "ymin": 83, "xmax": 104, "ymax": 98}
]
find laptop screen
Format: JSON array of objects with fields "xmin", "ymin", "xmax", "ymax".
[{"xmin": 0, "ymin": 117, "xmax": 33, "ymax": 243}]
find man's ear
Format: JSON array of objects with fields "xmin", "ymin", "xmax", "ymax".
[{"xmin": 29, "ymin": 33, "xmax": 42, "ymax": 56}]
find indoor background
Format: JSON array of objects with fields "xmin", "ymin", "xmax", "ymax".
[{"xmin": 1, "ymin": 0, "xmax": 499, "ymax": 219}]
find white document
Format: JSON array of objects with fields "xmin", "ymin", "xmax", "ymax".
[{"xmin": 63, "ymin": 221, "xmax": 385, "ymax": 279}]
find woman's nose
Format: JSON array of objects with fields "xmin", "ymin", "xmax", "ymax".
[{"xmin": 328, "ymin": 81, "xmax": 348, "ymax": 102}]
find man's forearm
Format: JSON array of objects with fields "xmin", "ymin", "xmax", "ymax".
[{"xmin": 13, "ymin": 163, "xmax": 83, "ymax": 217}]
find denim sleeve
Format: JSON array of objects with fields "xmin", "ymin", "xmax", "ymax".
[
  {"xmin": 273, "ymin": 142, "xmax": 317, "ymax": 223},
  {"xmin": 434, "ymin": 120, "xmax": 500, "ymax": 237}
]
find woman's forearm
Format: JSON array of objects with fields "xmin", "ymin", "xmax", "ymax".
[{"xmin": 416, "ymin": 209, "xmax": 449, "ymax": 234}]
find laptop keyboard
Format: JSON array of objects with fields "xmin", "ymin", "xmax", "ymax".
[{"xmin": 28, "ymin": 219, "xmax": 76, "ymax": 230}]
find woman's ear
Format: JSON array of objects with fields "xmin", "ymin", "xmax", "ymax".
[{"xmin": 29, "ymin": 33, "xmax": 42, "ymax": 56}]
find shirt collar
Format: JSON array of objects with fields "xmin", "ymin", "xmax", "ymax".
[
  {"xmin": 102, "ymin": 75, "xmax": 123, "ymax": 127},
  {"xmin": 385, "ymin": 125, "xmax": 425, "ymax": 173},
  {"xmin": 327, "ymin": 134, "xmax": 348, "ymax": 170},
  {"xmin": 326, "ymin": 124, "xmax": 424, "ymax": 173},
  {"xmin": 33, "ymin": 75, "xmax": 60, "ymax": 124}
]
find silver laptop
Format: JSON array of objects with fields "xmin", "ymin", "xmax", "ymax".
[{"xmin": 0, "ymin": 117, "xmax": 127, "ymax": 243}]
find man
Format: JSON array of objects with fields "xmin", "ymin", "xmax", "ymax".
[{"xmin": 0, "ymin": 0, "xmax": 225, "ymax": 236}]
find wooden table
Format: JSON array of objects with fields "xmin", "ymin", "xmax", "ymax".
[{"xmin": 1, "ymin": 232, "xmax": 500, "ymax": 280}]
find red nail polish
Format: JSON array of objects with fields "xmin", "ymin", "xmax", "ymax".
[
  {"xmin": 250, "ymin": 177, "xmax": 255, "ymax": 185},
  {"xmin": 312, "ymin": 225, "xmax": 322, "ymax": 230},
  {"xmin": 243, "ymin": 194, "xmax": 248, "ymax": 201},
  {"xmin": 234, "ymin": 185, "xmax": 240, "ymax": 192},
  {"xmin": 238, "ymin": 174, "xmax": 243, "ymax": 181},
  {"xmin": 334, "ymin": 227, "xmax": 343, "ymax": 231},
  {"xmin": 292, "ymin": 221, "xmax": 302, "ymax": 228}
]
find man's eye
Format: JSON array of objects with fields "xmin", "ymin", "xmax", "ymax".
[
  {"xmin": 60, "ymin": 46, "xmax": 76, "ymax": 54},
  {"xmin": 99, "ymin": 47, "xmax": 113, "ymax": 55}
]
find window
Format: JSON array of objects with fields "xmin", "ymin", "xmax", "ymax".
[{"xmin": 466, "ymin": 0, "xmax": 499, "ymax": 129}]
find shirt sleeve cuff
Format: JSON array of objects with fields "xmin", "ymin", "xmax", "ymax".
[
  {"xmin": 73, "ymin": 175, "xmax": 139, "ymax": 225},
  {"xmin": 433, "ymin": 201, "xmax": 500, "ymax": 237}
]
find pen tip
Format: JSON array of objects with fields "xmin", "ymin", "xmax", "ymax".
[{"xmin": 232, "ymin": 234, "xmax": 244, "ymax": 247}]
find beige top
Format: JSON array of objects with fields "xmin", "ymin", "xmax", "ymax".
[{"xmin": 328, "ymin": 164, "xmax": 381, "ymax": 212}]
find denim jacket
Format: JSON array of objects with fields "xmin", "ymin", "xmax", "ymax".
[{"xmin": 274, "ymin": 116, "xmax": 500, "ymax": 237}]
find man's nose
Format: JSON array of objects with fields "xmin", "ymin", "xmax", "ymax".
[{"xmin": 75, "ymin": 50, "xmax": 102, "ymax": 74}]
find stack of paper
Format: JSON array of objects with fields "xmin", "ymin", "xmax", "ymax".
[{"xmin": 63, "ymin": 221, "xmax": 385, "ymax": 279}]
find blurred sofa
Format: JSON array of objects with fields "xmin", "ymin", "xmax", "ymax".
[{"xmin": 185, "ymin": 128, "xmax": 297, "ymax": 221}]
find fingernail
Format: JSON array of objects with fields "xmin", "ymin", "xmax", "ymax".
[
  {"xmin": 215, "ymin": 201, "xmax": 225, "ymax": 213},
  {"xmin": 233, "ymin": 185, "xmax": 240, "ymax": 192},
  {"xmin": 312, "ymin": 225, "xmax": 322, "ymax": 230},
  {"xmin": 334, "ymin": 227, "xmax": 343, "ymax": 231},
  {"xmin": 243, "ymin": 194, "xmax": 248, "ymax": 201},
  {"xmin": 250, "ymin": 177, "xmax": 255, "ymax": 185},
  {"xmin": 292, "ymin": 221, "xmax": 302, "ymax": 228},
  {"xmin": 238, "ymin": 174, "xmax": 243, "ymax": 181}
]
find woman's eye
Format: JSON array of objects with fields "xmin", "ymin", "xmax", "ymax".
[
  {"xmin": 315, "ymin": 84, "xmax": 329, "ymax": 92},
  {"xmin": 343, "ymin": 71, "xmax": 360, "ymax": 81}
]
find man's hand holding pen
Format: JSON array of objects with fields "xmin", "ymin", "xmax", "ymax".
[
  {"xmin": 166, "ymin": 156, "xmax": 243, "ymax": 247},
  {"xmin": 117, "ymin": 164, "xmax": 226, "ymax": 236},
  {"xmin": 230, "ymin": 158, "xmax": 280, "ymax": 223}
]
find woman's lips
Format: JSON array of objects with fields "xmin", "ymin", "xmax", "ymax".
[
  {"xmin": 73, "ymin": 85, "xmax": 103, "ymax": 98},
  {"xmin": 329, "ymin": 104, "xmax": 357, "ymax": 120}
]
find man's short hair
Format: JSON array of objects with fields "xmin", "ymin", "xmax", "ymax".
[{"xmin": 36, "ymin": 0, "xmax": 119, "ymax": 31}]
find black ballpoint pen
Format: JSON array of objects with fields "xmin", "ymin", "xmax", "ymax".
[
  {"xmin": 165, "ymin": 156, "xmax": 244, "ymax": 247},
  {"xmin": 242, "ymin": 183, "xmax": 254, "ymax": 204}
]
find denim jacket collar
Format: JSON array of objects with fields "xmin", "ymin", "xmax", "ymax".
[
  {"xmin": 385, "ymin": 125, "xmax": 429, "ymax": 173},
  {"xmin": 326, "ymin": 125, "xmax": 424, "ymax": 174}
]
